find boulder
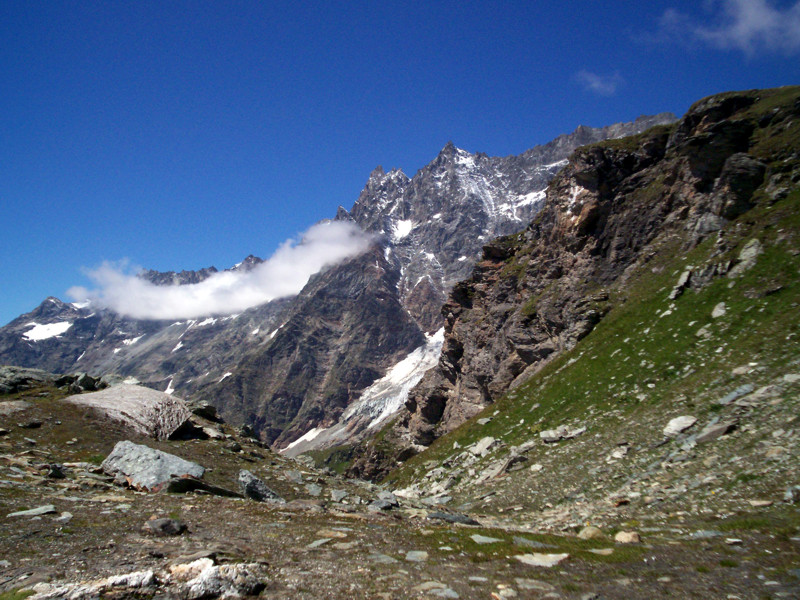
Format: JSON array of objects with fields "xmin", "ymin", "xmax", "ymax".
[
  {"xmin": 426, "ymin": 511, "xmax": 480, "ymax": 526},
  {"xmin": 696, "ymin": 422, "xmax": 736, "ymax": 444},
  {"xmin": 101, "ymin": 440, "xmax": 205, "ymax": 492},
  {"xmin": 540, "ymin": 424, "xmax": 586, "ymax": 443},
  {"xmin": 238, "ymin": 470, "xmax": 283, "ymax": 502},
  {"xmin": 65, "ymin": 385, "xmax": 194, "ymax": 440},
  {"xmin": 663, "ymin": 416, "xmax": 697, "ymax": 437},
  {"xmin": 186, "ymin": 398, "xmax": 219, "ymax": 422},
  {"xmin": 728, "ymin": 239, "xmax": 763, "ymax": 278},
  {"xmin": 469, "ymin": 436, "xmax": 497, "ymax": 456},
  {"xmin": 614, "ymin": 531, "xmax": 641, "ymax": 544},
  {"xmin": 577, "ymin": 526, "xmax": 604, "ymax": 540},
  {"xmin": 376, "ymin": 490, "xmax": 399, "ymax": 506},
  {"xmin": 144, "ymin": 518, "xmax": 187, "ymax": 537},
  {"xmin": 6, "ymin": 505, "xmax": 57, "ymax": 518},
  {"xmin": 514, "ymin": 553, "xmax": 569, "ymax": 567}
]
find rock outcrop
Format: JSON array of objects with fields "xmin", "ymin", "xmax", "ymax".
[{"xmin": 383, "ymin": 86, "xmax": 800, "ymax": 456}]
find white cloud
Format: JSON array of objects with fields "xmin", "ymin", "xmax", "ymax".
[
  {"xmin": 659, "ymin": 0, "xmax": 800, "ymax": 55},
  {"xmin": 574, "ymin": 70, "xmax": 624, "ymax": 96},
  {"xmin": 68, "ymin": 221, "xmax": 373, "ymax": 320}
]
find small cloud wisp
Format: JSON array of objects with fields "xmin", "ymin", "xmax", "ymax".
[
  {"xmin": 68, "ymin": 221, "xmax": 373, "ymax": 320},
  {"xmin": 659, "ymin": 0, "xmax": 800, "ymax": 55},
  {"xmin": 573, "ymin": 70, "xmax": 625, "ymax": 97}
]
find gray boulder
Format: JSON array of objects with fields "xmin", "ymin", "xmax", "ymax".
[
  {"xmin": 66, "ymin": 385, "xmax": 193, "ymax": 440},
  {"xmin": 238, "ymin": 470, "xmax": 283, "ymax": 502},
  {"xmin": 144, "ymin": 518, "xmax": 187, "ymax": 536},
  {"xmin": 102, "ymin": 440, "xmax": 205, "ymax": 492},
  {"xmin": 426, "ymin": 511, "xmax": 480, "ymax": 526}
]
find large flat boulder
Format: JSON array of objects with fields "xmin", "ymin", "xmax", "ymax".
[
  {"xmin": 102, "ymin": 440, "xmax": 205, "ymax": 492},
  {"xmin": 65, "ymin": 385, "xmax": 192, "ymax": 440}
]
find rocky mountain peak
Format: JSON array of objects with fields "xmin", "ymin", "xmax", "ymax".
[
  {"xmin": 138, "ymin": 266, "xmax": 219, "ymax": 287},
  {"xmin": 231, "ymin": 255, "xmax": 265, "ymax": 272}
]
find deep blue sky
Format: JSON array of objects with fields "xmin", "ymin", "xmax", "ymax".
[{"xmin": 2, "ymin": 0, "xmax": 799, "ymax": 326}]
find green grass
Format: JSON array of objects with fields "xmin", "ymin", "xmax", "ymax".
[
  {"xmin": 720, "ymin": 559, "xmax": 739, "ymax": 568},
  {"xmin": 0, "ymin": 590, "xmax": 34, "ymax": 600},
  {"xmin": 304, "ymin": 444, "xmax": 355, "ymax": 474},
  {"xmin": 412, "ymin": 524, "xmax": 644, "ymax": 565}
]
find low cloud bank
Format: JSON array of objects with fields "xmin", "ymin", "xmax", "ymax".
[{"xmin": 68, "ymin": 221, "xmax": 373, "ymax": 320}]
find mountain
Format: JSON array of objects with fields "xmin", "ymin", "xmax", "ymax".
[
  {"xmin": 0, "ymin": 113, "xmax": 675, "ymax": 451},
  {"xmin": 348, "ymin": 87, "xmax": 800, "ymax": 488}
]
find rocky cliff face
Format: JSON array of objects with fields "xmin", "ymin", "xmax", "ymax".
[
  {"xmin": 0, "ymin": 114, "xmax": 675, "ymax": 451},
  {"xmin": 390, "ymin": 87, "xmax": 798, "ymax": 457}
]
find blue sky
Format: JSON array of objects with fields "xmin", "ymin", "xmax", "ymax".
[{"xmin": 2, "ymin": 0, "xmax": 799, "ymax": 326}]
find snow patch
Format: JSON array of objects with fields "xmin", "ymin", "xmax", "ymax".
[
  {"xmin": 539, "ymin": 159, "xmax": 569, "ymax": 170},
  {"xmin": 196, "ymin": 318, "xmax": 217, "ymax": 327},
  {"xmin": 516, "ymin": 190, "xmax": 546, "ymax": 207},
  {"xmin": 391, "ymin": 219, "xmax": 414, "ymax": 242},
  {"xmin": 282, "ymin": 427, "xmax": 327, "ymax": 453},
  {"xmin": 164, "ymin": 378, "xmax": 175, "ymax": 395},
  {"xmin": 71, "ymin": 300, "xmax": 91, "ymax": 309},
  {"xmin": 22, "ymin": 321, "xmax": 73, "ymax": 341},
  {"xmin": 251, "ymin": 328, "xmax": 260, "ymax": 335},
  {"xmin": 343, "ymin": 328, "xmax": 445, "ymax": 429},
  {"xmin": 567, "ymin": 184, "xmax": 587, "ymax": 213},
  {"xmin": 122, "ymin": 335, "xmax": 144, "ymax": 346},
  {"xmin": 171, "ymin": 341, "xmax": 184, "ymax": 353},
  {"xmin": 219, "ymin": 372, "xmax": 232, "ymax": 383},
  {"xmin": 454, "ymin": 149, "xmax": 476, "ymax": 168},
  {"xmin": 457, "ymin": 256, "xmax": 468, "ymax": 262},
  {"xmin": 281, "ymin": 329, "xmax": 445, "ymax": 457}
]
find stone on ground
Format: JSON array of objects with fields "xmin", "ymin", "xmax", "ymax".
[
  {"xmin": 101, "ymin": 440, "xmax": 205, "ymax": 492},
  {"xmin": 514, "ymin": 553, "xmax": 569, "ymax": 567}
]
